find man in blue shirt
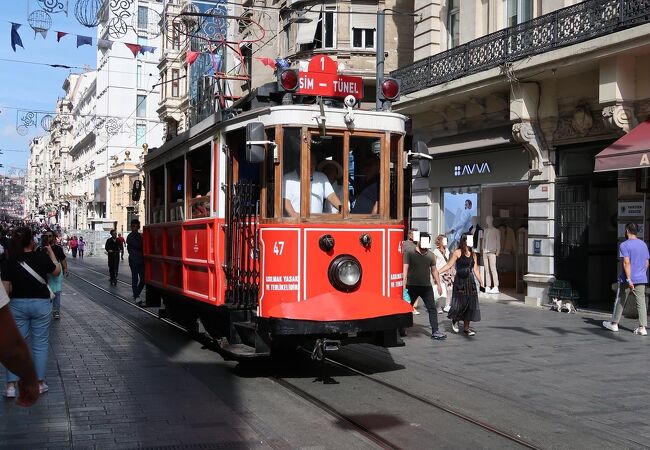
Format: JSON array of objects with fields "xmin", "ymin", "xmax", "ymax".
[{"xmin": 603, "ymin": 223, "xmax": 648, "ymax": 336}]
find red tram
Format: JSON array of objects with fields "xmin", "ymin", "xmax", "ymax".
[{"xmin": 142, "ymin": 61, "xmax": 414, "ymax": 358}]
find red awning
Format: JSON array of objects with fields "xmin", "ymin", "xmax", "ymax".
[{"xmin": 594, "ymin": 119, "xmax": 650, "ymax": 172}]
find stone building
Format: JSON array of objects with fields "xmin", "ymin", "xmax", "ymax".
[{"xmin": 392, "ymin": 0, "xmax": 650, "ymax": 309}]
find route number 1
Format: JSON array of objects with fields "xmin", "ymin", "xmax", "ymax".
[{"xmin": 273, "ymin": 241, "xmax": 285, "ymax": 255}]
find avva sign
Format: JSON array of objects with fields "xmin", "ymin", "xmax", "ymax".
[{"xmin": 453, "ymin": 162, "xmax": 492, "ymax": 177}]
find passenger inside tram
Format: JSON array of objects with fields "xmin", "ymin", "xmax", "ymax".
[
  {"xmin": 283, "ymin": 157, "xmax": 342, "ymax": 217},
  {"xmin": 351, "ymin": 154, "xmax": 380, "ymax": 214}
]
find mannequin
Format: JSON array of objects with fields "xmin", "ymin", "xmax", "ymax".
[{"xmin": 483, "ymin": 215, "xmax": 500, "ymax": 294}]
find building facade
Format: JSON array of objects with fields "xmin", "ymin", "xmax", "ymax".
[{"xmin": 392, "ymin": 0, "xmax": 650, "ymax": 309}]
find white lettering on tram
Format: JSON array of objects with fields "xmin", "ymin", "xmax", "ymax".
[
  {"xmin": 299, "ymin": 76, "xmax": 314, "ymax": 90},
  {"xmin": 333, "ymin": 80, "xmax": 359, "ymax": 95}
]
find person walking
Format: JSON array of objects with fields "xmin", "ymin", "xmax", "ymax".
[
  {"xmin": 42, "ymin": 231, "xmax": 68, "ymax": 320},
  {"xmin": 433, "ymin": 234, "xmax": 454, "ymax": 314},
  {"xmin": 603, "ymin": 223, "xmax": 649, "ymax": 336},
  {"xmin": 126, "ymin": 219, "xmax": 145, "ymax": 306},
  {"xmin": 0, "ymin": 282, "xmax": 39, "ymax": 406},
  {"xmin": 77, "ymin": 236, "xmax": 85, "ymax": 259},
  {"xmin": 439, "ymin": 233, "xmax": 483, "ymax": 336},
  {"xmin": 69, "ymin": 235, "xmax": 78, "ymax": 258},
  {"xmin": 117, "ymin": 233, "xmax": 126, "ymax": 260},
  {"xmin": 1, "ymin": 226, "xmax": 61, "ymax": 397},
  {"xmin": 105, "ymin": 230, "xmax": 121, "ymax": 286},
  {"xmin": 403, "ymin": 232, "xmax": 447, "ymax": 340}
]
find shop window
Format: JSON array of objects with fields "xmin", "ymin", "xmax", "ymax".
[
  {"xmin": 150, "ymin": 167, "xmax": 165, "ymax": 223},
  {"xmin": 443, "ymin": 187, "xmax": 479, "ymax": 250},
  {"xmin": 282, "ymin": 128, "xmax": 301, "ymax": 218},
  {"xmin": 188, "ymin": 145, "xmax": 211, "ymax": 219},
  {"xmin": 350, "ymin": 136, "xmax": 382, "ymax": 215},
  {"xmin": 309, "ymin": 133, "xmax": 344, "ymax": 216},
  {"xmin": 167, "ymin": 157, "xmax": 185, "ymax": 221},
  {"xmin": 447, "ymin": 0, "xmax": 460, "ymax": 49}
]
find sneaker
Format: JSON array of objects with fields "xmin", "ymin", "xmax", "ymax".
[
  {"xmin": 52, "ymin": 311, "xmax": 60, "ymax": 320},
  {"xmin": 412, "ymin": 310, "xmax": 420, "ymax": 315},
  {"xmin": 602, "ymin": 321, "xmax": 619, "ymax": 332},
  {"xmin": 4, "ymin": 385, "xmax": 16, "ymax": 399},
  {"xmin": 491, "ymin": 288, "xmax": 500, "ymax": 294},
  {"xmin": 463, "ymin": 329, "xmax": 476, "ymax": 336},
  {"xmin": 451, "ymin": 321, "xmax": 459, "ymax": 333},
  {"xmin": 437, "ymin": 309, "xmax": 443, "ymax": 314},
  {"xmin": 443, "ymin": 305, "xmax": 451, "ymax": 313},
  {"xmin": 432, "ymin": 331, "xmax": 447, "ymax": 340},
  {"xmin": 135, "ymin": 300, "xmax": 144, "ymax": 307},
  {"xmin": 39, "ymin": 382, "xmax": 48, "ymax": 394},
  {"xmin": 633, "ymin": 327, "xmax": 648, "ymax": 336}
]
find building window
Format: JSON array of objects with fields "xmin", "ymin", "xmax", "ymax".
[
  {"xmin": 138, "ymin": 6, "xmax": 148, "ymax": 30},
  {"xmin": 136, "ymin": 95, "xmax": 147, "ymax": 117},
  {"xmin": 137, "ymin": 64, "xmax": 144, "ymax": 89},
  {"xmin": 138, "ymin": 35, "xmax": 147, "ymax": 47},
  {"xmin": 297, "ymin": 6, "xmax": 336, "ymax": 51},
  {"xmin": 448, "ymin": 0, "xmax": 460, "ymax": 49},
  {"xmin": 136, "ymin": 121, "xmax": 146, "ymax": 147},
  {"xmin": 350, "ymin": 3, "xmax": 376, "ymax": 50},
  {"xmin": 352, "ymin": 28, "xmax": 374, "ymax": 49},
  {"xmin": 507, "ymin": 0, "xmax": 533, "ymax": 27},
  {"xmin": 172, "ymin": 28, "xmax": 180, "ymax": 50},
  {"xmin": 171, "ymin": 68, "xmax": 180, "ymax": 97}
]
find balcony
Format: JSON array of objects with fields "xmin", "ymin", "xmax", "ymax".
[{"xmin": 392, "ymin": 0, "xmax": 650, "ymax": 95}]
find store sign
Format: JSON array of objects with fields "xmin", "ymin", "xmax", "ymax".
[
  {"xmin": 453, "ymin": 162, "xmax": 492, "ymax": 177},
  {"xmin": 619, "ymin": 201, "xmax": 644, "ymax": 217}
]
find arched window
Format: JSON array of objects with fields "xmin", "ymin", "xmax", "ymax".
[{"xmin": 447, "ymin": 0, "xmax": 460, "ymax": 49}]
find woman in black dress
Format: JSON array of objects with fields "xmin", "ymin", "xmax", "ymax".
[{"xmin": 438, "ymin": 233, "xmax": 483, "ymax": 336}]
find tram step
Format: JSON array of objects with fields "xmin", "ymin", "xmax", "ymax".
[
  {"xmin": 233, "ymin": 321, "xmax": 271, "ymax": 355},
  {"xmin": 220, "ymin": 343, "xmax": 270, "ymax": 358}
]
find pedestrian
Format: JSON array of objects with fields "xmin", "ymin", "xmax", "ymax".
[
  {"xmin": 402, "ymin": 228, "xmax": 420, "ymax": 314},
  {"xmin": 77, "ymin": 236, "xmax": 85, "ymax": 259},
  {"xmin": 117, "ymin": 233, "xmax": 126, "ymax": 260},
  {"xmin": 105, "ymin": 230, "xmax": 121, "ymax": 286},
  {"xmin": 603, "ymin": 223, "xmax": 649, "ymax": 336},
  {"xmin": 403, "ymin": 232, "xmax": 447, "ymax": 340},
  {"xmin": 41, "ymin": 231, "xmax": 68, "ymax": 319},
  {"xmin": 69, "ymin": 235, "xmax": 78, "ymax": 258},
  {"xmin": 0, "ymin": 282, "xmax": 40, "ymax": 406},
  {"xmin": 438, "ymin": 233, "xmax": 483, "ymax": 336},
  {"xmin": 433, "ymin": 234, "xmax": 454, "ymax": 314},
  {"xmin": 0, "ymin": 226, "xmax": 61, "ymax": 396},
  {"xmin": 126, "ymin": 219, "xmax": 145, "ymax": 306}
]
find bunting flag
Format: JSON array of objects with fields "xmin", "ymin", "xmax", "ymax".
[
  {"xmin": 35, "ymin": 29, "xmax": 48, "ymax": 39},
  {"xmin": 97, "ymin": 39, "xmax": 113, "ymax": 50},
  {"xmin": 10, "ymin": 23, "xmax": 24, "ymax": 52},
  {"xmin": 254, "ymin": 57, "xmax": 276, "ymax": 69},
  {"xmin": 56, "ymin": 31, "xmax": 67, "ymax": 42},
  {"xmin": 76, "ymin": 35, "xmax": 92, "ymax": 47},
  {"xmin": 124, "ymin": 43, "xmax": 141, "ymax": 57},
  {"xmin": 186, "ymin": 51, "xmax": 200, "ymax": 65},
  {"xmin": 139, "ymin": 45, "xmax": 156, "ymax": 55}
]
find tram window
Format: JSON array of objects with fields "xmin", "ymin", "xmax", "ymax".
[
  {"xmin": 282, "ymin": 128, "xmax": 301, "ymax": 218},
  {"xmin": 390, "ymin": 134, "xmax": 400, "ymax": 220},
  {"xmin": 150, "ymin": 167, "xmax": 165, "ymax": 223},
  {"xmin": 264, "ymin": 128, "xmax": 275, "ymax": 218},
  {"xmin": 350, "ymin": 137, "xmax": 381, "ymax": 215},
  {"xmin": 167, "ymin": 157, "xmax": 185, "ymax": 221},
  {"xmin": 309, "ymin": 134, "xmax": 344, "ymax": 215},
  {"xmin": 188, "ymin": 145, "xmax": 211, "ymax": 219}
]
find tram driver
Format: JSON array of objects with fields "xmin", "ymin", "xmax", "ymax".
[{"xmin": 283, "ymin": 158, "xmax": 342, "ymax": 217}]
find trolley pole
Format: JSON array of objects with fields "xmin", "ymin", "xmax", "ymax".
[{"xmin": 375, "ymin": 9, "xmax": 385, "ymax": 110}]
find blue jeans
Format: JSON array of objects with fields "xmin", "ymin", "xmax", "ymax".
[
  {"xmin": 129, "ymin": 261, "xmax": 145, "ymax": 298},
  {"xmin": 52, "ymin": 291, "xmax": 62, "ymax": 312},
  {"xmin": 6, "ymin": 299, "xmax": 52, "ymax": 382}
]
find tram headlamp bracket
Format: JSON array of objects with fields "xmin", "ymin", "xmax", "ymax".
[{"xmin": 328, "ymin": 254, "xmax": 362, "ymax": 293}]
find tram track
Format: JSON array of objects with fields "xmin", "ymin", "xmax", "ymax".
[{"xmin": 68, "ymin": 261, "xmax": 543, "ymax": 450}]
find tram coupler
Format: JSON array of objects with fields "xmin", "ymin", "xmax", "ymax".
[{"xmin": 311, "ymin": 339, "xmax": 341, "ymax": 361}]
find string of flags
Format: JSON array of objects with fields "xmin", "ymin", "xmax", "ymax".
[{"xmin": 9, "ymin": 22, "xmax": 157, "ymax": 56}]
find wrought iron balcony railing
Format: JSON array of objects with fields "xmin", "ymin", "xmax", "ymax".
[{"xmin": 392, "ymin": 0, "xmax": 650, "ymax": 95}]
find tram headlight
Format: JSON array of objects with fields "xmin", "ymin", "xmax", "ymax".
[{"xmin": 328, "ymin": 255, "xmax": 362, "ymax": 292}]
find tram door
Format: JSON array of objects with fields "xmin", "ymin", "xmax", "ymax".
[{"xmin": 224, "ymin": 129, "xmax": 261, "ymax": 309}]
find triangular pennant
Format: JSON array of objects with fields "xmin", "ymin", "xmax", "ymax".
[
  {"xmin": 97, "ymin": 39, "xmax": 113, "ymax": 50},
  {"xmin": 37, "ymin": 29, "xmax": 48, "ymax": 39},
  {"xmin": 139, "ymin": 45, "xmax": 156, "ymax": 54},
  {"xmin": 254, "ymin": 57, "xmax": 276, "ymax": 69},
  {"xmin": 10, "ymin": 23, "xmax": 24, "ymax": 52},
  {"xmin": 76, "ymin": 35, "xmax": 92, "ymax": 47},
  {"xmin": 56, "ymin": 31, "xmax": 68, "ymax": 42},
  {"xmin": 186, "ymin": 51, "xmax": 200, "ymax": 65},
  {"xmin": 124, "ymin": 43, "xmax": 141, "ymax": 57}
]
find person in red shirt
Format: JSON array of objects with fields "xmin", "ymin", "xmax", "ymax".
[
  {"xmin": 117, "ymin": 233, "xmax": 125, "ymax": 260},
  {"xmin": 69, "ymin": 235, "xmax": 78, "ymax": 258}
]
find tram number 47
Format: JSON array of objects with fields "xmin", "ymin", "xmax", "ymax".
[{"xmin": 273, "ymin": 241, "xmax": 285, "ymax": 255}]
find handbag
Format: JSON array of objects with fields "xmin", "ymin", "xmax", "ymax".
[{"xmin": 19, "ymin": 261, "xmax": 56, "ymax": 300}]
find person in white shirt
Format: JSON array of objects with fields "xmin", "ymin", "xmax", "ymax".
[
  {"xmin": 283, "ymin": 158, "xmax": 342, "ymax": 217},
  {"xmin": 318, "ymin": 159, "xmax": 344, "ymax": 213}
]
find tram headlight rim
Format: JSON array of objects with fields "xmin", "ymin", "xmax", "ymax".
[{"xmin": 328, "ymin": 254, "xmax": 362, "ymax": 292}]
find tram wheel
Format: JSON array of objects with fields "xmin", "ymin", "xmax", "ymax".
[
  {"xmin": 163, "ymin": 297, "xmax": 199, "ymax": 333},
  {"xmin": 199, "ymin": 310, "xmax": 229, "ymax": 340}
]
